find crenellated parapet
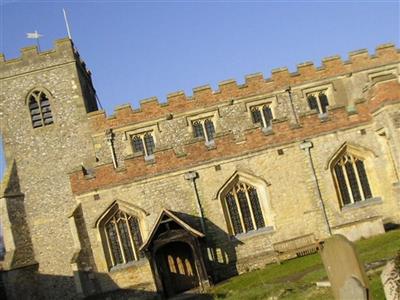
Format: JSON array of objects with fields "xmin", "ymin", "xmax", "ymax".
[
  {"xmin": 71, "ymin": 76, "xmax": 400, "ymax": 195},
  {"xmin": 88, "ymin": 43, "xmax": 399, "ymax": 132},
  {"xmin": 0, "ymin": 38, "xmax": 92, "ymax": 79}
]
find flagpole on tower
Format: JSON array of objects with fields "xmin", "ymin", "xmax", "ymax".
[{"xmin": 63, "ymin": 8, "xmax": 72, "ymax": 39}]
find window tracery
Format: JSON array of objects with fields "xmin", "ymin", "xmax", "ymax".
[
  {"xmin": 332, "ymin": 152, "xmax": 372, "ymax": 206},
  {"xmin": 250, "ymin": 104, "xmax": 273, "ymax": 129},
  {"xmin": 307, "ymin": 91, "xmax": 329, "ymax": 114},
  {"xmin": 103, "ymin": 209, "xmax": 143, "ymax": 267},
  {"xmin": 192, "ymin": 118, "xmax": 215, "ymax": 143},
  {"xmin": 131, "ymin": 132, "xmax": 155, "ymax": 158},
  {"xmin": 224, "ymin": 182, "xmax": 265, "ymax": 235}
]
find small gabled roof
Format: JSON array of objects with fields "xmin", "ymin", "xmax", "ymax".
[{"xmin": 140, "ymin": 209, "xmax": 204, "ymax": 251}]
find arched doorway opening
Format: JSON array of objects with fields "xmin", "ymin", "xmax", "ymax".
[
  {"xmin": 140, "ymin": 209, "xmax": 210, "ymax": 298},
  {"xmin": 156, "ymin": 241, "xmax": 199, "ymax": 297}
]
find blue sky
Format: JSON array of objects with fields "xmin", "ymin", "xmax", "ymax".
[
  {"xmin": 1, "ymin": 1, "xmax": 399, "ymax": 114},
  {"xmin": 0, "ymin": 0, "xmax": 399, "ymax": 172}
]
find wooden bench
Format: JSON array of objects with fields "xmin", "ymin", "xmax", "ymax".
[{"xmin": 273, "ymin": 233, "xmax": 320, "ymax": 263}]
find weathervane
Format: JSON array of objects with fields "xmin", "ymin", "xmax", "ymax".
[{"xmin": 26, "ymin": 30, "xmax": 43, "ymax": 51}]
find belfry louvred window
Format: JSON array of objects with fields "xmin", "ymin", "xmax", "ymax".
[
  {"xmin": 224, "ymin": 182, "xmax": 265, "ymax": 235},
  {"xmin": 333, "ymin": 153, "xmax": 372, "ymax": 207},
  {"xmin": 104, "ymin": 210, "xmax": 143, "ymax": 267},
  {"xmin": 28, "ymin": 90, "xmax": 53, "ymax": 128}
]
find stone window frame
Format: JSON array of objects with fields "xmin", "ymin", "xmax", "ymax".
[
  {"xmin": 215, "ymin": 171, "xmax": 274, "ymax": 237},
  {"xmin": 244, "ymin": 97, "xmax": 276, "ymax": 134},
  {"xmin": 327, "ymin": 143, "xmax": 378, "ymax": 209},
  {"xmin": 125, "ymin": 125, "xmax": 158, "ymax": 161},
  {"xmin": 302, "ymin": 83, "xmax": 334, "ymax": 118},
  {"xmin": 187, "ymin": 111, "xmax": 218, "ymax": 147},
  {"xmin": 95, "ymin": 201, "xmax": 148, "ymax": 271},
  {"xmin": 26, "ymin": 87, "xmax": 55, "ymax": 129}
]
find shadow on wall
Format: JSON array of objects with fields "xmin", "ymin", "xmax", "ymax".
[
  {"xmin": 170, "ymin": 211, "xmax": 243, "ymax": 283},
  {"xmin": 1, "ymin": 209, "xmax": 239, "ymax": 299},
  {"xmin": 1, "ymin": 266, "xmax": 218, "ymax": 300}
]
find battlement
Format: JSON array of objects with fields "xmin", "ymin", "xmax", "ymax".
[
  {"xmin": 0, "ymin": 38, "xmax": 91, "ymax": 79},
  {"xmin": 88, "ymin": 43, "xmax": 399, "ymax": 132}
]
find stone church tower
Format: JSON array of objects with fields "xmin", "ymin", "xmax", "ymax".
[
  {"xmin": 0, "ymin": 39, "xmax": 399, "ymax": 300},
  {"xmin": 0, "ymin": 39, "xmax": 98, "ymax": 299}
]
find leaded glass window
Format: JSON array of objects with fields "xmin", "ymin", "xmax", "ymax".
[
  {"xmin": 28, "ymin": 90, "xmax": 54, "ymax": 128},
  {"xmin": 104, "ymin": 210, "xmax": 143, "ymax": 267},
  {"xmin": 132, "ymin": 136, "xmax": 144, "ymax": 153},
  {"xmin": 144, "ymin": 133, "xmax": 155, "ymax": 155},
  {"xmin": 251, "ymin": 106, "xmax": 262, "ymax": 124},
  {"xmin": 192, "ymin": 119, "xmax": 215, "ymax": 143},
  {"xmin": 307, "ymin": 91, "xmax": 329, "ymax": 114},
  {"xmin": 333, "ymin": 153, "xmax": 373, "ymax": 207},
  {"xmin": 224, "ymin": 182, "xmax": 265, "ymax": 235},
  {"xmin": 204, "ymin": 119, "xmax": 215, "ymax": 141},
  {"xmin": 192, "ymin": 121, "xmax": 204, "ymax": 138},
  {"xmin": 250, "ymin": 104, "xmax": 274, "ymax": 129},
  {"xmin": 131, "ymin": 132, "xmax": 155, "ymax": 158}
]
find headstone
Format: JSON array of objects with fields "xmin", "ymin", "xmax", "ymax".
[
  {"xmin": 320, "ymin": 234, "xmax": 370, "ymax": 300},
  {"xmin": 339, "ymin": 276, "xmax": 368, "ymax": 299},
  {"xmin": 381, "ymin": 259, "xmax": 400, "ymax": 300}
]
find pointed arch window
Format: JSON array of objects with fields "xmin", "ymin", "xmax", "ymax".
[
  {"xmin": 103, "ymin": 209, "xmax": 143, "ymax": 267},
  {"xmin": 28, "ymin": 90, "xmax": 54, "ymax": 128},
  {"xmin": 224, "ymin": 182, "xmax": 266, "ymax": 235},
  {"xmin": 332, "ymin": 152, "xmax": 372, "ymax": 207}
]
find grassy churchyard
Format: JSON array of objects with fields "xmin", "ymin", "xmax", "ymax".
[{"xmin": 209, "ymin": 229, "xmax": 400, "ymax": 300}]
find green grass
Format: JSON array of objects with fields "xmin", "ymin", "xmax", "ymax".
[{"xmin": 210, "ymin": 230, "xmax": 400, "ymax": 300}]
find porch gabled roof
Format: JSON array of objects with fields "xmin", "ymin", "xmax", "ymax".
[{"xmin": 140, "ymin": 209, "xmax": 204, "ymax": 251}]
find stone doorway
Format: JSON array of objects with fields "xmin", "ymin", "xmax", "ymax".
[
  {"xmin": 140, "ymin": 209, "xmax": 210, "ymax": 298},
  {"xmin": 156, "ymin": 241, "xmax": 199, "ymax": 297}
]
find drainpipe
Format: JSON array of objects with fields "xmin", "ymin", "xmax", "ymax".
[
  {"xmin": 184, "ymin": 171, "xmax": 207, "ymax": 235},
  {"xmin": 105, "ymin": 128, "xmax": 118, "ymax": 169},
  {"xmin": 286, "ymin": 86, "xmax": 300, "ymax": 126},
  {"xmin": 300, "ymin": 141, "xmax": 332, "ymax": 236}
]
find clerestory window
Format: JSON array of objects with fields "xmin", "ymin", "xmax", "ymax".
[
  {"xmin": 131, "ymin": 132, "xmax": 155, "ymax": 159},
  {"xmin": 332, "ymin": 152, "xmax": 372, "ymax": 207},
  {"xmin": 307, "ymin": 91, "xmax": 329, "ymax": 114},
  {"xmin": 192, "ymin": 119, "xmax": 215, "ymax": 144},
  {"xmin": 224, "ymin": 182, "xmax": 265, "ymax": 235},
  {"xmin": 250, "ymin": 104, "xmax": 273, "ymax": 129},
  {"xmin": 103, "ymin": 209, "xmax": 143, "ymax": 267},
  {"xmin": 28, "ymin": 90, "xmax": 54, "ymax": 128}
]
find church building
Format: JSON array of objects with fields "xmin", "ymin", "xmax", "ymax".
[{"xmin": 0, "ymin": 38, "xmax": 399, "ymax": 299}]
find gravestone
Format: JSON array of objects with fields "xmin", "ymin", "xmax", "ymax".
[
  {"xmin": 381, "ymin": 257, "xmax": 400, "ymax": 300},
  {"xmin": 320, "ymin": 234, "xmax": 370, "ymax": 300}
]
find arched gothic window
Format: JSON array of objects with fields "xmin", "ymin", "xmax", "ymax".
[
  {"xmin": 103, "ymin": 210, "xmax": 143, "ymax": 267},
  {"xmin": 131, "ymin": 132, "xmax": 155, "ymax": 158},
  {"xmin": 250, "ymin": 104, "xmax": 273, "ymax": 128},
  {"xmin": 28, "ymin": 90, "xmax": 53, "ymax": 128},
  {"xmin": 307, "ymin": 91, "xmax": 329, "ymax": 114},
  {"xmin": 332, "ymin": 152, "xmax": 372, "ymax": 207},
  {"xmin": 191, "ymin": 118, "xmax": 215, "ymax": 143},
  {"xmin": 224, "ymin": 182, "xmax": 265, "ymax": 235}
]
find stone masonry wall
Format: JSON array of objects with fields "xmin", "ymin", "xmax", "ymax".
[
  {"xmin": 0, "ymin": 39, "xmax": 399, "ymax": 298},
  {"xmin": 0, "ymin": 39, "xmax": 97, "ymax": 299}
]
